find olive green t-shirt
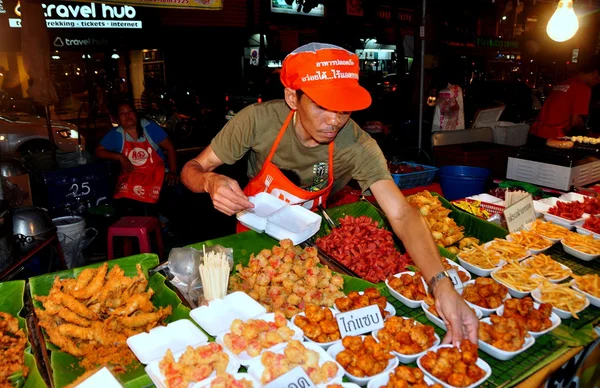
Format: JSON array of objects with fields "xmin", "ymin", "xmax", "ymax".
[{"xmin": 211, "ymin": 100, "xmax": 392, "ymax": 194}]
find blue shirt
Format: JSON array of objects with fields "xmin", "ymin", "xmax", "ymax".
[{"xmin": 100, "ymin": 119, "xmax": 168, "ymax": 163}]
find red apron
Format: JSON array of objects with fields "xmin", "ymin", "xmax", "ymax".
[
  {"xmin": 236, "ymin": 111, "xmax": 334, "ymax": 232},
  {"xmin": 114, "ymin": 134, "xmax": 165, "ymax": 204}
]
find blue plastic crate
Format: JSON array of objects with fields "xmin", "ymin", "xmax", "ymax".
[{"xmin": 390, "ymin": 162, "xmax": 438, "ymax": 190}]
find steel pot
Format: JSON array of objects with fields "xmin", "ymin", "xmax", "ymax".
[{"xmin": 12, "ymin": 206, "xmax": 56, "ymax": 252}]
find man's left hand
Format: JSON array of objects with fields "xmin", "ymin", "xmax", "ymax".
[
  {"xmin": 165, "ymin": 171, "xmax": 180, "ymax": 186},
  {"xmin": 434, "ymin": 278, "xmax": 479, "ymax": 346}
]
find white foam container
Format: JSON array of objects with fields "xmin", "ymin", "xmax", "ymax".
[
  {"xmin": 145, "ymin": 343, "xmax": 241, "ymax": 388},
  {"xmin": 533, "ymin": 198, "xmax": 558, "ymax": 217},
  {"xmin": 248, "ymin": 341, "xmax": 345, "ymax": 387},
  {"xmin": 559, "ymin": 192, "xmax": 588, "ymax": 203},
  {"xmin": 215, "ymin": 312, "xmax": 304, "ymax": 366},
  {"xmin": 490, "ymin": 268, "xmax": 536, "ymax": 298},
  {"xmin": 524, "ymin": 221, "xmax": 566, "ymax": 243},
  {"xmin": 506, "ymin": 233, "xmax": 553, "ymax": 254},
  {"xmin": 327, "ymin": 339, "xmax": 398, "ymax": 386},
  {"xmin": 484, "ymin": 240, "xmax": 530, "ymax": 262},
  {"xmin": 497, "ymin": 303, "xmax": 561, "ymax": 338},
  {"xmin": 575, "ymin": 226, "xmax": 600, "ymax": 240},
  {"xmin": 457, "ymin": 253, "xmax": 505, "ymax": 278},
  {"xmin": 332, "ymin": 291, "xmax": 396, "ymax": 318},
  {"xmin": 74, "ymin": 367, "xmax": 122, "ymax": 388},
  {"xmin": 417, "ymin": 344, "xmax": 492, "ymax": 388},
  {"xmin": 367, "ymin": 370, "xmax": 436, "ymax": 388},
  {"xmin": 561, "ymin": 241, "xmax": 600, "ymax": 261},
  {"xmin": 189, "ymin": 292, "xmax": 267, "ymax": 336},
  {"xmin": 385, "ymin": 271, "xmax": 424, "ymax": 309},
  {"xmin": 520, "ymin": 257, "xmax": 572, "ymax": 283},
  {"xmin": 531, "ymin": 288, "xmax": 590, "ymax": 319},
  {"xmin": 543, "ymin": 212, "xmax": 587, "ymax": 229},
  {"xmin": 477, "ymin": 318, "xmax": 535, "ymax": 360},
  {"xmin": 372, "ymin": 317, "xmax": 440, "ymax": 364},
  {"xmin": 572, "ymin": 282, "xmax": 600, "ymax": 308},
  {"xmin": 421, "ymin": 301, "xmax": 483, "ymax": 331},
  {"xmin": 127, "ymin": 319, "xmax": 208, "ymax": 365},
  {"xmin": 290, "ymin": 308, "xmax": 341, "ymax": 350},
  {"xmin": 195, "ymin": 373, "xmax": 260, "ymax": 388},
  {"xmin": 459, "ymin": 280, "xmax": 511, "ymax": 316}
]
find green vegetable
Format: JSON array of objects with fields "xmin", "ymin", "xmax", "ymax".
[{"xmin": 8, "ymin": 370, "xmax": 25, "ymax": 388}]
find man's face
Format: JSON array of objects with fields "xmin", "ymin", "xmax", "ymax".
[{"xmin": 295, "ymin": 92, "xmax": 351, "ymax": 144}]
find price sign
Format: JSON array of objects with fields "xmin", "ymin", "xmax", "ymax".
[
  {"xmin": 503, "ymin": 195, "xmax": 536, "ymax": 233},
  {"xmin": 264, "ymin": 366, "xmax": 316, "ymax": 388},
  {"xmin": 335, "ymin": 304, "xmax": 384, "ymax": 338}
]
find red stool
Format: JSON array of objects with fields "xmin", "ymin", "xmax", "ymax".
[{"xmin": 107, "ymin": 216, "xmax": 164, "ymax": 260}]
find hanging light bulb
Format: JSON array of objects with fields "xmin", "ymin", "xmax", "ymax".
[{"xmin": 546, "ymin": 0, "xmax": 579, "ymax": 42}]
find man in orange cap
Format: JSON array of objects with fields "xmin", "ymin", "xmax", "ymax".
[{"xmin": 182, "ymin": 42, "xmax": 478, "ymax": 345}]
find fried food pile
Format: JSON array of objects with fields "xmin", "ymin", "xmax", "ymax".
[
  {"xmin": 159, "ymin": 343, "xmax": 229, "ymax": 388},
  {"xmin": 209, "ymin": 373, "xmax": 253, "ymax": 388},
  {"xmin": 376, "ymin": 317, "xmax": 436, "ymax": 355},
  {"xmin": 537, "ymin": 281, "xmax": 588, "ymax": 319},
  {"xmin": 462, "ymin": 278, "xmax": 508, "ymax": 309},
  {"xmin": 0, "ymin": 313, "xmax": 28, "ymax": 388},
  {"xmin": 388, "ymin": 273, "xmax": 427, "ymax": 301},
  {"xmin": 521, "ymin": 254, "xmax": 571, "ymax": 281},
  {"xmin": 383, "ymin": 366, "xmax": 443, "ymax": 388},
  {"xmin": 34, "ymin": 263, "xmax": 172, "ymax": 371},
  {"xmin": 334, "ymin": 288, "xmax": 389, "ymax": 318},
  {"xmin": 223, "ymin": 312, "xmax": 294, "ymax": 357},
  {"xmin": 293, "ymin": 304, "xmax": 340, "ymax": 343},
  {"xmin": 503, "ymin": 298, "xmax": 553, "ymax": 333},
  {"xmin": 528, "ymin": 220, "xmax": 570, "ymax": 240},
  {"xmin": 407, "ymin": 191, "xmax": 464, "ymax": 248},
  {"xmin": 229, "ymin": 239, "xmax": 345, "ymax": 318},
  {"xmin": 420, "ymin": 341, "xmax": 485, "ymax": 387},
  {"xmin": 336, "ymin": 336, "xmax": 394, "ymax": 378},
  {"xmin": 479, "ymin": 315, "xmax": 529, "ymax": 352},
  {"xmin": 573, "ymin": 274, "xmax": 600, "ymax": 298},
  {"xmin": 508, "ymin": 230, "xmax": 552, "ymax": 251},
  {"xmin": 260, "ymin": 340, "xmax": 339, "ymax": 384},
  {"xmin": 562, "ymin": 232, "xmax": 600, "ymax": 254},
  {"xmin": 458, "ymin": 244, "xmax": 502, "ymax": 269}
]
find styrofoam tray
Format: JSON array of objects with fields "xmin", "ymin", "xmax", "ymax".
[
  {"xmin": 127, "ymin": 319, "xmax": 208, "ymax": 365},
  {"xmin": 268, "ymin": 205, "xmax": 322, "ymax": 234},
  {"xmin": 237, "ymin": 193, "xmax": 286, "ymax": 232},
  {"xmin": 333, "ymin": 291, "xmax": 396, "ymax": 318},
  {"xmin": 248, "ymin": 341, "xmax": 344, "ymax": 387},
  {"xmin": 575, "ymin": 226, "xmax": 600, "ymax": 240},
  {"xmin": 290, "ymin": 308, "xmax": 341, "ymax": 350},
  {"xmin": 520, "ymin": 257, "xmax": 572, "ymax": 283},
  {"xmin": 543, "ymin": 212, "xmax": 588, "ymax": 229},
  {"xmin": 457, "ymin": 254, "xmax": 505, "ymax": 278},
  {"xmin": 478, "ymin": 318, "xmax": 535, "ymax": 360},
  {"xmin": 145, "ymin": 343, "xmax": 241, "ymax": 388},
  {"xmin": 561, "ymin": 241, "xmax": 600, "ymax": 261},
  {"xmin": 189, "ymin": 292, "xmax": 267, "ymax": 336},
  {"xmin": 385, "ymin": 271, "xmax": 425, "ymax": 309},
  {"xmin": 74, "ymin": 367, "xmax": 122, "ymax": 388},
  {"xmin": 459, "ymin": 280, "xmax": 511, "ymax": 316},
  {"xmin": 490, "ymin": 267, "xmax": 538, "ymax": 298},
  {"xmin": 559, "ymin": 192, "xmax": 588, "ymax": 203},
  {"xmin": 215, "ymin": 313, "xmax": 304, "ymax": 366},
  {"xmin": 367, "ymin": 370, "xmax": 436, "ymax": 388},
  {"xmin": 497, "ymin": 303, "xmax": 561, "ymax": 338},
  {"xmin": 533, "ymin": 198, "xmax": 558, "ymax": 217},
  {"xmin": 467, "ymin": 193, "xmax": 505, "ymax": 205},
  {"xmin": 265, "ymin": 221, "xmax": 321, "ymax": 246},
  {"xmin": 372, "ymin": 318, "xmax": 440, "ymax": 364},
  {"xmin": 531, "ymin": 288, "xmax": 590, "ymax": 319},
  {"xmin": 327, "ymin": 339, "xmax": 398, "ymax": 386},
  {"xmin": 195, "ymin": 373, "xmax": 260, "ymax": 388},
  {"xmin": 572, "ymin": 282, "xmax": 600, "ymax": 308},
  {"xmin": 417, "ymin": 344, "xmax": 492, "ymax": 388},
  {"xmin": 421, "ymin": 301, "xmax": 483, "ymax": 331}
]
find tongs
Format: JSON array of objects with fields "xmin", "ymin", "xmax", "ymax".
[{"xmin": 318, "ymin": 204, "xmax": 339, "ymax": 229}]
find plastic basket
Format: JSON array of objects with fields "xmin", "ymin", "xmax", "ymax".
[{"xmin": 390, "ymin": 162, "xmax": 438, "ymax": 190}]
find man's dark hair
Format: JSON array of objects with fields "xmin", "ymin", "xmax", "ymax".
[
  {"xmin": 296, "ymin": 89, "xmax": 305, "ymax": 99},
  {"xmin": 580, "ymin": 55, "xmax": 600, "ymax": 74}
]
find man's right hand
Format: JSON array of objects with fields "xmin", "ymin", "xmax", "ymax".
[
  {"xmin": 119, "ymin": 155, "xmax": 134, "ymax": 172},
  {"xmin": 205, "ymin": 173, "xmax": 254, "ymax": 216}
]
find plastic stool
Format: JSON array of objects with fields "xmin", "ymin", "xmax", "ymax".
[{"xmin": 107, "ymin": 216, "xmax": 164, "ymax": 260}]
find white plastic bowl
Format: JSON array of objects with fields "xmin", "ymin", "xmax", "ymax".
[
  {"xmin": 327, "ymin": 339, "xmax": 398, "ymax": 386},
  {"xmin": 572, "ymin": 282, "xmax": 600, "ymax": 308},
  {"xmin": 459, "ymin": 280, "xmax": 511, "ymax": 317},
  {"xmin": 290, "ymin": 308, "xmax": 341, "ymax": 350},
  {"xmin": 520, "ymin": 257, "xmax": 572, "ymax": 284},
  {"xmin": 484, "ymin": 240, "xmax": 530, "ymax": 262},
  {"xmin": 367, "ymin": 369, "xmax": 436, "ymax": 388},
  {"xmin": 496, "ymin": 303, "xmax": 561, "ymax": 338},
  {"xmin": 506, "ymin": 233, "xmax": 553, "ymax": 254},
  {"xmin": 421, "ymin": 301, "xmax": 483, "ymax": 331},
  {"xmin": 385, "ymin": 271, "xmax": 425, "ymax": 309},
  {"xmin": 543, "ymin": 212, "xmax": 587, "ymax": 229},
  {"xmin": 531, "ymin": 288, "xmax": 590, "ymax": 320},
  {"xmin": 575, "ymin": 226, "xmax": 600, "ymax": 240},
  {"xmin": 560, "ymin": 241, "xmax": 600, "ymax": 261},
  {"xmin": 457, "ymin": 253, "xmax": 505, "ymax": 278},
  {"xmin": 524, "ymin": 221, "xmax": 566, "ymax": 243},
  {"xmin": 477, "ymin": 317, "xmax": 535, "ymax": 360},
  {"xmin": 417, "ymin": 344, "xmax": 492, "ymax": 388},
  {"xmin": 372, "ymin": 317, "xmax": 440, "ymax": 364},
  {"xmin": 490, "ymin": 267, "xmax": 537, "ymax": 298},
  {"xmin": 333, "ymin": 291, "xmax": 397, "ymax": 318}
]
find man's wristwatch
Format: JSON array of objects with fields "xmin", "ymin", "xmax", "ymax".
[{"xmin": 429, "ymin": 271, "xmax": 450, "ymax": 293}]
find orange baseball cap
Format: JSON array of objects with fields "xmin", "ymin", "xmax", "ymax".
[{"xmin": 280, "ymin": 43, "xmax": 372, "ymax": 112}]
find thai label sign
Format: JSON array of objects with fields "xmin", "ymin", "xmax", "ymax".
[
  {"xmin": 335, "ymin": 305, "xmax": 384, "ymax": 337},
  {"xmin": 264, "ymin": 366, "xmax": 316, "ymax": 388},
  {"xmin": 503, "ymin": 195, "xmax": 536, "ymax": 233}
]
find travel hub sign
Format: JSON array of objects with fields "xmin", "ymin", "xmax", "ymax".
[{"xmin": 9, "ymin": 1, "xmax": 142, "ymax": 29}]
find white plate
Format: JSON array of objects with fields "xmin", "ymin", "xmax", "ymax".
[
  {"xmin": 505, "ymin": 233, "xmax": 554, "ymax": 254},
  {"xmin": 459, "ymin": 280, "xmax": 511, "ymax": 316},
  {"xmin": 484, "ymin": 240, "xmax": 530, "ymax": 262},
  {"xmin": 466, "ymin": 194, "xmax": 505, "ymax": 205},
  {"xmin": 533, "ymin": 199, "xmax": 556, "ymax": 217},
  {"xmin": 531, "ymin": 287, "xmax": 590, "ymax": 319},
  {"xmin": 572, "ymin": 282, "xmax": 600, "ymax": 308},
  {"xmin": 561, "ymin": 241, "xmax": 600, "ymax": 261},
  {"xmin": 215, "ymin": 313, "xmax": 304, "ymax": 365},
  {"xmin": 421, "ymin": 301, "xmax": 483, "ymax": 331},
  {"xmin": 367, "ymin": 369, "xmax": 436, "ymax": 388},
  {"xmin": 333, "ymin": 292, "xmax": 397, "ymax": 319},
  {"xmin": 490, "ymin": 268, "xmax": 534, "ymax": 298},
  {"xmin": 195, "ymin": 373, "xmax": 261, "ymax": 388},
  {"xmin": 443, "ymin": 258, "xmax": 472, "ymax": 282},
  {"xmin": 543, "ymin": 212, "xmax": 587, "ymax": 229},
  {"xmin": 372, "ymin": 317, "xmax": 440, "ymax": 364},
  {"xmin": 478, "ymin": 317, "xmax": 535, "ymax": 360},
  {"xmin": 145, "ymin": 343, "xmax": 241, "ymax": 388},
  {"xmin": 417, "ymin": 344, "xmax": 492, "ymax": 388},
  {"xmin": 457, "ymin": 253, "xmax": 505, "ymax": 278},
  {"xmin": 575, "ymin": 226, "xmax": 600, "ymax": 240},
  {"xmin": 290, "ymin": 308, "xmax": 341, "ymax": 350},
  {"xmin": 497, "ymin": 303, "xmax": 561, "ymax": 338},
  {"xmin": 327, "ymin": 339, "xmax": 398, "ymax": 386},
  {"xmin": 385, "ymin": 272, "xmax": 425, "ymax": 309},
  {"xmin": 75, "ymin": 367, "xmax": 122, "ymax": 388},
  {"xmin": 248, "ymin": 341, "xmax": 344, "ymax": 387},
  {"xmin": 559, "ymin": 192, "xmax": 588, "ymax": 203},
  {"xmin": 520, "ymin": 257, "xmax": 572, "ymax": 283},
  {"xmin": 190, "ymin": 292, "xmax": 267, "ymax": 337},
  {"xmin": 127, "ymin": 319, "xmax": 208, "ymax": 365}
]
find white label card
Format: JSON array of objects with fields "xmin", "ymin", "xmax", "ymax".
[
  {"xmin": 264, "ymin": 366, "xmax": 316, "ymax": 388},
  {"xmin": 503, "ymin": 194, "xmax": 536, "ymax": 233},
  {"xmin": 446, "ymin": 269, "xmax": 464, "ymax": 291},
  {"xmin": 336, "ymin": 304, "xmax": 384, "ymax": 338}
]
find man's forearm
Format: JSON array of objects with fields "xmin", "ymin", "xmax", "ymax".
[{"xmin": 181, "ymin": 160, "xmax": 215, "ymax": 193}]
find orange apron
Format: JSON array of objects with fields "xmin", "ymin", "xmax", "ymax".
[
  {"xmin": 114, "ymin": 134, "xmax": 165, "ymax": 204},
  {"xmin": 236, "ymin": 111, "xmax": 334, "ymax": 233}
]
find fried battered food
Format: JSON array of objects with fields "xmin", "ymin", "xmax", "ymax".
[
  {"xmin": 34, "ymin": 263, "xmax": 171, "ymax": 372},
  {"xmin": 223, "ymin": 312, "xmax": 294, "ymax": 357},
  {"xmin": 388, "ymin": 273, "xmax": 428, "ymax": 301},
  {"xmin": 260, "ymin": 340, "xmax": 339, "ymax": 384},
  {"xmin": 419, "ymin": 341, "xmax": 485, "ymax": 387},
  {"xmin": 293, "ymin": 304, "xmax": 340, "ymax": 343},
  {"xmin": 503, "ymin": 297, "xmax": 553, "ymax": 332},
  {"xmin": 336, "ymin": 336, "xmax": 394, "ymax": 378},
  {"xmin": 334, "ymin": 288, "xmax": 390, "ymax": 318},
  {"xmin": 462, "ymin": 278, "xmax": 508, "ymax": 309},
  {"xmin": 572, "ymin": 274, "xmax": 600, "ymax": 298},
  {"xmin": 479, "ymin": 314, "xmax": 529, "ymax": 352},
  {"xmin": 407, "ymin": 191, "xmax": 464, "ymax": 247},
  {"xmin": 521, "ymin": 254, "xmax": 572, "ymax": 281},
  {"xmin": 210, "ymin": 373, "xmax": 254, "ymax": 388},
  {"xmin": 376, "ymin": 317, "xmax": 437, "ymax": 355},
  {"xmin": 528, "ymin": 220, "xmax": 570, "ymax": 240},
  {"xmin": 383, "ymin": 365, "xmax": 443, "ymax": 388},
  {"xmin": 0, "ymin": 312, "xmax": 29, "ymax": 388},
  {"xmin": 486, "ymin": 238, "xmax": 529, "ymax": 262},
  {"xmin": 458, "ymin": 237, "xmax": 480, "ymax": 250},
  {"xmin": 159, "ymin": 342, "xmax": 229, "ymax": 388},
  {"xmin": 229, "ymin": 239, "xmax": 345, "ymax": 318}
]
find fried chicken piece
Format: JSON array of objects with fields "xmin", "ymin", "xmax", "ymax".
[
  {"xmin": 117, "ymin": 306, "xmax": 171, "ymax": 328},
  {"xmin": 53, "ymin": 291, "xmax": 98, "ymax": 320},
  {"xmin": 70, "ymin": 263, "xmax": 108, "ymax": 300},
  {"xmin": 111, "ymin": 289, "xmax": 155, "ymax": 316}
]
